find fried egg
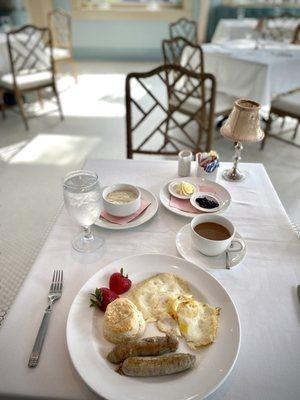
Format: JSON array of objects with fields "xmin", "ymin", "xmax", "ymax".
[
  {"xmin": 126, "ymin": 273, "xmax": 192, "ymax": 322},
  {"xmin": 176, "ymin": 299, "xmax": 220, "ymax": 349},
  {"xmin": 126, "ymin": 273, "xmax": 220, "ymax": 349}
]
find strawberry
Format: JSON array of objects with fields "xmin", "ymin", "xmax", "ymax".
[
  {"xmin": 89, "ymin": 287, "xmax": 119, "ymax": 312},
  {"xmin": 109, "ymin": 268, "xmax": 132, "ymax": 294}
]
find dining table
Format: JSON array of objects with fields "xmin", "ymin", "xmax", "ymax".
[
  {"xmin": 201, "ymin": 39, "xmax": 300, "ymax": 105},
  {"xmin": 0, "ymin": 158, "xmax": 299, "ymax": 400},
  {"xmin": 212, "ymin": 18, "xmax": 300, "ymax": 44}
]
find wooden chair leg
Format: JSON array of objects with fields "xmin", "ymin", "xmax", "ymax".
[
  {"xmin": 163, "ymin": 114, "xmax": 170, "ymax": 148},
  {"xmin": 37, "ymin": 90, "xmax": 44, "ymax": 108},
  {"xmin": 261, "ymin": 113, "xmax": 272, "ymax": 150},
  {"xmin": 52, "ymin": 84, "xmax": 64, "ymax": 121},
  {"xmin": 15, "ymin": 91, "xmax": 29, "ymax": 130},
  {"xmin": 53, "ymin": 60, "xmax": 59, "ymax": 77},
  {"xmin": 70, "ymin": 59, "xmax": 78, "ymax": 84},
  {"xmin": 293, "ymin": 121, "xmax": 299, "ymax": 140}
]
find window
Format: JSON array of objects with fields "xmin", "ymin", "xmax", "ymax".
[
  {"xmin": 222, "ymin": 0, "xmax": 300, "ymax": 5},
  {"xmin": 79, "ymin": 1, "xmax": 183, "ymax": 10},
  {"xmin": 71, "ymin": 0, "xmax": 192, "ymax": 21}
]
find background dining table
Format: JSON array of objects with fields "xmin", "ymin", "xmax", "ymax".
[
  {"xmin": 0, "ymin": 159, "xmax": 299, "ymax": 400},
  {"xmin": 201, "ymin": 39, "xmax": 300, "ymax": 105},
  {"xmin": 212, "ymin": 18, "xmax": 300, "ymax": 44}
]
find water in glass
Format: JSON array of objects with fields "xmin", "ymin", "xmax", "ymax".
[
  {"xmin": 63, "ymin": 170, "xmax": 104, "ymax": 253},
  {"xmin": 64, "ymin": 173, "xmax": 101, "ymax": 227}
]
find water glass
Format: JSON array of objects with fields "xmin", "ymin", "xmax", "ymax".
[{"xmin": 63, "ymin": 170, "xmax": 104, "ymax": 253}]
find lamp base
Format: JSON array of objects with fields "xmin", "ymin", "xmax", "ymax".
[{"xmin": 222, "ymin": 168, "xmax": 246, "ymax": 182}]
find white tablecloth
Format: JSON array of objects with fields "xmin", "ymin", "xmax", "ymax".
[
  {"xmin": 0, "ymin": 159, "xmax": 299, "ymax": 400},
  {"xmin": 212, "ymin": 18, "xmax": 300, "ymax": 44},
  {"xmin": 202, "ymin": 40, "xmax": 300, "ymax": 105},
  {"xmin": 212, "ymin": 19, "xmax": 258, "ymax": 43}
]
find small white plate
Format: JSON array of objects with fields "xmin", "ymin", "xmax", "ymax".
[
  {"xmin": 176, "ymin": 224, "xmax": 246, "ymax": 270},
  {"xmin": 66, "ymin": 253, "xmax": 240, "ymax": 400},
  {"xmin": 168, "ymin": 180, "xmax": 196, "ymax": 200},
  {"xmin": 160, "ymin": 177, "xmax": 231, "ymax": 218},
  {"xmin": 190, "ymin": 192, "xmax": 222, "ymax": 213},
  {"xmin": 94, "ymin": 187, "xmax": 158, "ymax": 230}
]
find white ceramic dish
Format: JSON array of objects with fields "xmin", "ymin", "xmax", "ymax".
[
  {"xmin": 66, "ymin": 253, "xmax": 240, "ymax": 400},
  {"xmin": 95, "ymin": 187, "xmax": 158, "ymax": 230},
  {"xmin": 176, "ymin": 224, "xmax": 246, "ymax": 270},
  {"xmin": 168, "ymin": 180, "xmax": 196, "ymax": 200},
  {"xmin": 190, "ymin": 192, "xmax": 222, "ymax": 213},
  {"xmin": 160, "ymin": 177, "xmax": 231, "ymax": 218},
  {"xmin": 102, "ymin": 184, "xmax": 141, "ymax": 217},
  {"xmin": 191, "ymin": 214, "xmax": 243, "ymax": 257}
]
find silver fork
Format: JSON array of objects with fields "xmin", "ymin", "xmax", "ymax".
[{"xmin": 28, "ymin": 270, "xmax": 63, "ymax": 368}]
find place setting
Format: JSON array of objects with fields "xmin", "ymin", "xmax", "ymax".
[
  {"xmin": 67, "ymin": 253, "xmax": 241, "ymax": 400},
  {"xmin": 176, "ymin": 215, "xmax": 246, "ymax": 271},
  {"xmin": 95, "ymin": 184, "xmax": 158, "ymax": 231},
  {"xmin": 160, "ymin": 150, "xmax": 232, "ymax": 218}
]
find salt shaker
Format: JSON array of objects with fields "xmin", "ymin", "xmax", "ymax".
[{"xmin": 178, "ymin": 149, "xmax": 193, "ymax": 177}]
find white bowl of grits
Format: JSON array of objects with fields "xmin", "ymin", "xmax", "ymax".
[{"xmin": 102, "ymin": 184, "xmax": 141, "ymax": 217}]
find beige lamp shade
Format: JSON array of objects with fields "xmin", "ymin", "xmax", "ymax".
[{"xmin": 220, "ymin": 99, "xmax": 264, "ymax": 143}]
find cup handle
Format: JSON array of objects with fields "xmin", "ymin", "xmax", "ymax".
[{"xmin": 227, "ymin": 238, "xmax": 245, "ymax": 253}]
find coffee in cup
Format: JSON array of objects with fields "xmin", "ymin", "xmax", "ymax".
[{"xmin": 190, "ymin": 214, "xmax": 244, "ymax": 256}]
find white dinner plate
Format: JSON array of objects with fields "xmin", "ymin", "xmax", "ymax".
[
  {"xmin": 176, "ymin": 224, "xmax": 247, "ymax": 270},
  {"xmin": 94, "ymin": 187, "xmax": 158, "ymax": 230},
  {"xmin": 66, "ymin": 253, "xmax": 240, "ymax": 400},
  {"xmin": 160, "ymin": 177, "xmax": 231, "ymax": 218}
]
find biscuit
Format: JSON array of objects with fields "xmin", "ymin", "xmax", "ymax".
[{"xmin": 103, "ymin": 298, "xmax": 145, "ymax": 344}]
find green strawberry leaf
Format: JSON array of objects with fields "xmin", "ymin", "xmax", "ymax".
[
  {"xmin": 120, "ymin": 267, "xmax": 128, "ymax": 279},
  {"xmin": 89, "ymin": 288, "xmax": 103, "ymax": 308}
]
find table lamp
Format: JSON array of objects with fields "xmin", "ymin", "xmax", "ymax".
[{"xmin": 220, "ymin": 99, "xmax": 264, "ymax": 182}]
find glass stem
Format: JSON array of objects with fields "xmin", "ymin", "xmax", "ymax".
[{"xmin": 83, "ymin": 226, "xmax": 93, "ymax": 241}]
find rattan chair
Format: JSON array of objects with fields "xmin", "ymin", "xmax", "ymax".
[
  {"xmin": 292, "ymin": 24, "xmax": 300, "ymax": 44},
  {"xmin": 0, "ymin": 25, "xmax": 63, "ymax": 130},
  {"xmin": 126, "ymin": 64, "xmax": 216, "ymax": 159},
  {"xmin": 48, "ymin": 9, "xmax": 77, "ymax": 82},
  {"xmin": 261, "ymin": 91, "xmax": 300, "ymax": 149},
  {"xmin": 162, "ymin": 37, "xmax": 235, "ymax": 124},
  {"xmin": 169, "ymin": 18, "xmax": 198, "ymax": 44}
]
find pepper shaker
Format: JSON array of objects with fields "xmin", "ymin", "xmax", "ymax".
[{"xmin": 178, "ymin": 149, "xmax": 193, "ymax": 177}]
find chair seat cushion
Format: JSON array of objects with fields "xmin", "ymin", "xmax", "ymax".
[
  {"xmin": 52, "ymin": 47, "xmax": 71, "ymax": 60},
  {"xmin": 272, "ymin": 91, "xmax": 300, "ymax": 116},
  {"xmin": 171, "ymin": 91, "xmax": 235, "ymax": 116},
  {"xmin": 0, "ymin": 71, "xmax": 52, "ymax": 90}
]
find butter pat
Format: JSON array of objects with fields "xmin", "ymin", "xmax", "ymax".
[{"xmin": 176, "ymin": 181, "xmax": 195, "ymax": 196}]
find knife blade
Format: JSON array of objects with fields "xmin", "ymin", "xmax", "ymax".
[{"xmin": 297, "ymin": 285, "xmax": 300, "ymax": 304}]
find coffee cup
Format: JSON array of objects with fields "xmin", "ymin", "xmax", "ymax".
[{"xmin": 190, "ymin": 214, "xmax": 244, "ymax": 256}]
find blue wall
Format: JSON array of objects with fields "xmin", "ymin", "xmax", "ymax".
[{"xmin": 53, "ymin": 0, "xmax": 200, "ymax": 61}]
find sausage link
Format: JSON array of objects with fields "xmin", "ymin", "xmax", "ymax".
[
  {"xmin": 107, "ymin": 335, "xmax": 178, "ymax": 364},
  {"xmin": 118, "ymin": 353, "xmax": 196, "ymax": 377}
]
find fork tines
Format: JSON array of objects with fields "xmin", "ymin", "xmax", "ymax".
[{"xmin": 50, "ymin": 270, "xmax": 63, "ymax": 294}]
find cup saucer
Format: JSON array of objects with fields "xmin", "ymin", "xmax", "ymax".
[{"xmin": 176, "ymin": 224, "xmax": 246, "ymax": 270}]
